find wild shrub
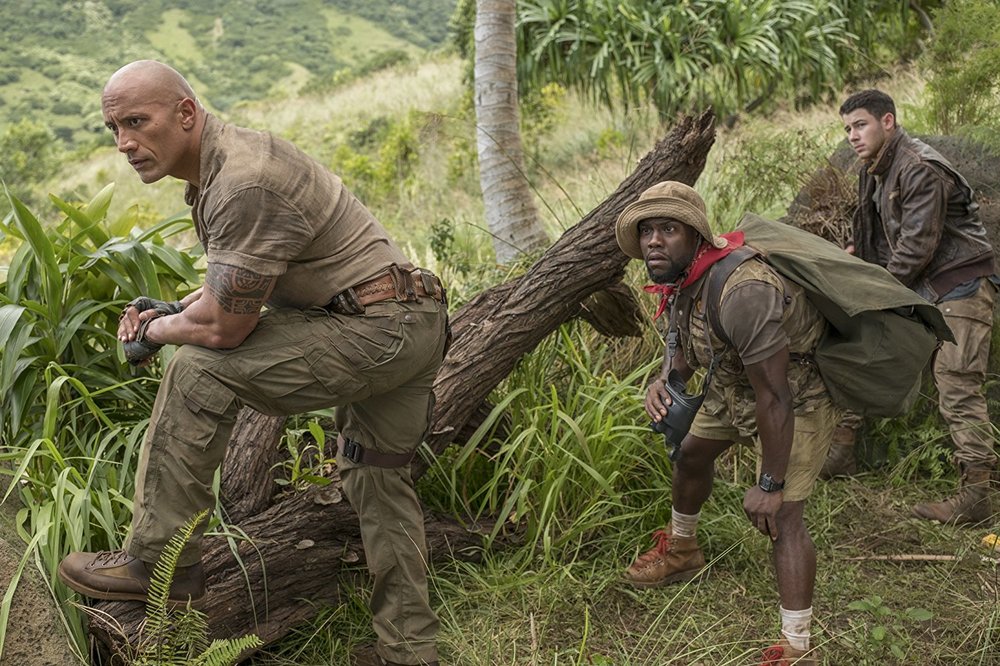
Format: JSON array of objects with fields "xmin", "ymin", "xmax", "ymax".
[
  {"xmin": 701, "ymin": 126, "xmax": 837, "ymax": 232},
  {"xmin": 921, "ymin": 0, "xmax": 1000, "ymax": 150},
  {"xmin": 0, "ymin": 184, "xmax": 201, "ymax": 650},
  {"xmin": 332, "ymin": 113, "xmax": 421, "ymax": 201},
  {"xmin": 0, "ymin": 119, "xmax": 63, "ymax": 212}
]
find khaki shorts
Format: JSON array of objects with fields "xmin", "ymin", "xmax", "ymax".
[{"xmin": 689, "ymin": 397, "xmax": 839, "ymax": 501}]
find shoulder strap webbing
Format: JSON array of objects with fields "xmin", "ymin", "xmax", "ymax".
[{"xmin": 704, "ymin": 246, "xmax": 761, "ymax": 349}]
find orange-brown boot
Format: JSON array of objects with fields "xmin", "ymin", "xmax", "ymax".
[
  {"xmin": 624, "ymin": 526, "xmax": 705, "ymax": 589},
  {"xmin": 759, "ymin": 639, "xmax": 817, "ymax": 665},
  {"xmin": 819, "ymin": 426, "xmax": 857, "ymax": 479},
  {"xmin": 912, "ymin": 466, "xmax": 993, "ymax": 525}
]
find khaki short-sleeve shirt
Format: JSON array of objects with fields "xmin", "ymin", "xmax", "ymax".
[
  {"xmin": 676, "ymin": 256, "xmax": 828, "ymax": 437},
  {"xmin": 184, "ymin": 114, "xmax": 412, "ymax": 309}
]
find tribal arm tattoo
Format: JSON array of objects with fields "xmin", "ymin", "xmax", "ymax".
[{"xmin": 205, "ymin": 263, "xmax": 276, "ymax": 315}]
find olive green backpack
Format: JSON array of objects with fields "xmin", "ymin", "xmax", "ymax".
[{"xmin": 704, "ymin": 214, "xmax": 955, "ymax": 417}]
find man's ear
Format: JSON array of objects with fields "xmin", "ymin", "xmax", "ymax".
[
  {"xmin": 178, "ymin": 97, "xmax": 198, "ymax": 130},
  {"xmin": 880, "ymin": 112, "xmax": 896, "ymax": 131}
]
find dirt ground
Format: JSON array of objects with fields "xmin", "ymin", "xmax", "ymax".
[{"xmin": 0, "ymin": 497, "xmax": 81, "ymax": 665}]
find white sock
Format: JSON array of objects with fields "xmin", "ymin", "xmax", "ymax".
[
  {"xmin": 780, "ymin": 606, "xmax": 812, "ymax": 652},
  {"xmin": 670, "ymin": 508, "xmax": 700, "ymax": 538}
]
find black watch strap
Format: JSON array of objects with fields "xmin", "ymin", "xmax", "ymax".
[{"xmin": 758, "ymin": 472, "xmax": 785, "ymax": 493}]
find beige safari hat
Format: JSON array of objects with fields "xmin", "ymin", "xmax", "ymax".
[{"xmin": 615, "ymin": 181, "xmax": 726, "ymax": 259}]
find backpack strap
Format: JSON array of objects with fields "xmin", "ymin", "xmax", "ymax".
[{"xmin": 704, "ymin": 246, "xmax": 761, "ymax": 349}]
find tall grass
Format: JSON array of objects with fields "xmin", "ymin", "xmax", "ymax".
[
  {"xmin": 424, "ymin": 322, "xmax": 667, "ymax": 569},
  {"xmin": 0, "ymin": 185, "xmax": 200, "ymax": 657}
]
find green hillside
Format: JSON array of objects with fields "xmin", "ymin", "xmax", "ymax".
[{"xmin": 0, "ymin": 0, "xmax": 456, "ymax": 151}]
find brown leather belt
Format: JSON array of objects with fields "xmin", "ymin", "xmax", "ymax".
[
  {"xmin": 326, "ymin": 267, "xmax": 446, "ymax": 315},
  {"xmin": 353, "ymin": 270, "xmax": 443, "ymax": 306}
]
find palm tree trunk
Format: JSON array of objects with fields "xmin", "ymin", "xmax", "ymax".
[{"xmin": 474, "ymin": 0, "xmax": 549, "ymax": 264}]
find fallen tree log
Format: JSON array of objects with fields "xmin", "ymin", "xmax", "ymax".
[
  {"xmin": 87, "ymin": 110, "xmax": 717, "ymax": 657},
  {"xmin": 423, "ymin": 110, "xmax": 717, "ymax": 466}
]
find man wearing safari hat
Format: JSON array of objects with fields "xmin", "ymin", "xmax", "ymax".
[{"xmin": 617, "ymin": 181, "xmax": 839, "ymax": 665}]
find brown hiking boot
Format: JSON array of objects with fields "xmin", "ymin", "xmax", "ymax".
[
  {"xmin": 820, "ymin": 426, "xmax": 857, "ymax": 479},
  {"xmin": 58, "ymin": 549, "xmax": 205, "ymax": 605},
  {"xmin": 912, "ymin": 466, "xmax": 994, "ymax": 525},
  {"xmin": 759, "ymin": 639, "xmax": 817, "ymax": 665},
  {"xmin": 624, "ymin": 527, "xmax": 705, "ymax": 589}
]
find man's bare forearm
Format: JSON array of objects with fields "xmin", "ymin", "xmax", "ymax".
[{"xmin": 144, "ymin": 263, "xmax": 275, "ymax": 349}]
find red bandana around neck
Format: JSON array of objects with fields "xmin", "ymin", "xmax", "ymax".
[{"xmin": 643, "ymin": 230, "xmax": 746, "ymax": 319}]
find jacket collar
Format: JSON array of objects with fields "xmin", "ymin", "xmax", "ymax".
[{"xmin": 867, "ymin": 126, "xmax": 908, "ymax": 178}]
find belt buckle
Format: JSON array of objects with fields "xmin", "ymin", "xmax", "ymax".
[{"xmin": 342, "ymin": 438, "xmax": 364, "ymax": 463}]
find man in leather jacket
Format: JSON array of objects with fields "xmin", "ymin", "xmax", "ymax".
[{"xmin": 834, "ymin": 89, "xmax": 997, "ymax": 524}]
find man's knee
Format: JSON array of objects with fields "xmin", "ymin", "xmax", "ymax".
[
  {"xmin": 162, "ymin": 345, "xmax": 226, "ymax": 388},
  {"xmin": 776, "ymin": 501, "xmax": 807, "ymax": 534},
  {"xmin": 675, "ymin": 436, "xmax": 730, "ymax": 474}
]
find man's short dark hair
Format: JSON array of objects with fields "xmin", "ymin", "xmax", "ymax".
[{"xmin": 840, "ymin": 89, "xmax": 896, "ymax": 122}]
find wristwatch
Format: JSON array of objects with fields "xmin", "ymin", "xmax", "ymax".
[{"xmin": 758, "ymin": 472, "xmax": 785, "ymax": 493}]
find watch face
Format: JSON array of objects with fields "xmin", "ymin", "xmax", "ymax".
[{"xmin": 759, "ymin": 473, "xmax": 784, "ymax": 492}]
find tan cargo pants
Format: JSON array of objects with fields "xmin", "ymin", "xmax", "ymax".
[
  {"xmin": 125, "ymin": 298, "xmax": 447, "ymax": 664},
  {"xmin": 934, "ymin": 279, "xmax": 997, "ymax": 470}
]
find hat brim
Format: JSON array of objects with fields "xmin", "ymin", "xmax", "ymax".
[{"xmin": 615, "ymin": 199, "xmax": 726, "ymax": 260}]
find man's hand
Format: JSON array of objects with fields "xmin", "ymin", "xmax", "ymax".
[
  {"xmin": 118, "ymin": 296, "xmax": 184, "ymax": 343},
  {"xmin": 744, "ymin": 485, "xmax": 783, "ymax": 541},
  {"xmin": 123, "ymin": 318, "xmax": 163, "ymax": 367},
  {"xmin": 645, "ymin": 377, "xmax": 673, "ymax": 422}
]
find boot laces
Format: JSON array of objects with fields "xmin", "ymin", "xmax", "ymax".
[
  {"xmin": 93, "ymin": 549, "xmax": 131, "ymax": 566},
  {"xmin": 635, "ymin": 529, "xmax": 675, "ymax": 564},
  {"xmin": 759, "ymin": 644, "xmax": 788, "ymax": 665}
]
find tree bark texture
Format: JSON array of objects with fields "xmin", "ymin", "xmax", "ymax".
[
  {"xmin": 87, "ymin": 111, "xmax": 717, "ymax": 657},
  {"xmin": 474, "ymin": 0, "xmax": 549, "ymax": 263},
  {"xmin": 424, "ymin": 110, "xmax": 717, "ymax": 467}
]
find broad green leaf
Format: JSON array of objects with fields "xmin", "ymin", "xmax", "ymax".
[
  {"xmin": 83, "ymin": 182, "xmax": 116, "ymax": 227},
  {"xmin": 906, "ymin": 607, "xmax": 934, "ymax": 621},
  {"xmin": 49, "ymin": 194, "xmax": 109, "ymax": 248},
  {"xmin": 55, "ymin": 300, "xmax": 110, "ymax": 356},
  {"xmin": 5, "ymin": 188, "xmax": 63, "ymax": 311}
]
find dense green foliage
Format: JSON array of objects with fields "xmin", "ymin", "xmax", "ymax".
[
  {"xmin": 0, "ymin": 186, "xmax": 200, "ymax": 654},
  {"xmin": 921, "ymin": 0, "xmax": 1000, "ymax": 148},
  {"xmin": 516, "ymin": 0, "xmax": 918, "ymax": 119},
  {"xmin": 0, "ymin": 120, "xmax": 63, "ymax": 215},
  {"xmin": 447, "ymin": 0, "xmax": 941, "ymax": 120}
]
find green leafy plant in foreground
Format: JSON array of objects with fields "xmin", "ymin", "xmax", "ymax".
[
  {"xmin": 846, "ymin": 595, "xmax": 933, "ymax": 664},
  {"xmin": 273, "ymin": 418, "xmax": 334, "ymax": 491},
  {"xmin": 125, "ymin": 509, "xmax": 262, "ymax": 666},
  {"xmin": 0, "ymin": 184, "xmax": 201, "ymax": 653}
]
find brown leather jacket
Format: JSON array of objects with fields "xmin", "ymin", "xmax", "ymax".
[{"xmin": 853, "ymin": 128, "xmax": 994, "ymax": 302}]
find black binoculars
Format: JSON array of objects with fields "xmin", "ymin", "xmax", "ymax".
[{"xmin": 650, "ymin": 369, "xmax": 705, "ymax": 461}]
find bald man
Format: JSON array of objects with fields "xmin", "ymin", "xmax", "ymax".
[{"xmin": 58, "ymin": 61, "xmax": 447, "ymax": 666}]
